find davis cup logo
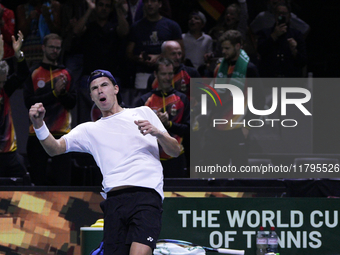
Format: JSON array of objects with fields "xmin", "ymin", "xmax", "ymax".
[{"xmin": 199, "ymin": 84, "xmax": 312, "ymax": 128}]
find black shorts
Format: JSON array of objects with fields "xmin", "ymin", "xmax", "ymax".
[{"xmin": 100, "ymin": 187, "xmax": 163, "ymax": 255}]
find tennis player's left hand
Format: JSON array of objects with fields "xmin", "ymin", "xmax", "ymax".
[{"xmin": 134, "ymin": 120, "xmax": 161, "ymax": 137}]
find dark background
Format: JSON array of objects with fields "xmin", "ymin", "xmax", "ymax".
[{"xmin": 3, "ymin": 0, "xmax": 340, "ymax": 154}]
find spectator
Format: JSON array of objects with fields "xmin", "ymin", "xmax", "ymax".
[
  {"xmin": 209, "ymin": 0, "xmax": 248, "ymax": 58},
  {"xmin": 0, "ymin": 2, "xmax": 15, "ymax": 73},
  {"xmin": 72, "ymin": 0, "xmax": 129, "ymax": 124},
  {"xmin": 256, "ymin": 3, "xmax": 307, "ymax": 77},
  {"xmin": 147, "ymin": 40, "xmax": 199, "ymax": 170},
  {"xmin": 182, "ymin": 11, "xmax": 213, "ymax": 70},
  {"xmin": 74, "ymin": 0, "xmax": 129, "ymax": 86},
  {"xmin": 16, "ymin": 0, "xmax": 61, "ymax": 68},
  {"xmin": 0, "ymin": 31, "xmax": 30, "ymax": 179},
  {"xmin": 169, "ymin": 0, "xmax": 203, "ymax": 34},
  {"xmin": 125, "ymin": 0, "xmax": 172, "ymax": 25},
  {"xmin": 126, "ymin": 0, "xmax": 182, "ymax": 90},
  {"xmin": 147, "ymin": 40, "xmax": 200, "ymax": 99},
  {"xmin": 61, "ymin": 0, "xmax": 94, "ymax": 88},
  {"xmin": 202, "ymin": 30, "xmax": 264, "ymax": 168},
  {"xmin": 137, "ymin": 58, "xmax": 190, "ymax": 178},
  {"xmin": 23, "ymin": 33, "xmax": 76, "ymax": 186},
  {"xmin": 250, "ymin": 0, "xmax": 310, "ymax": 37}
]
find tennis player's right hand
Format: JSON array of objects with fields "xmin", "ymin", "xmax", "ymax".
[
  {"xmin": 29, "ymin": 103, "xmax": 46, "ymax": 129},
  {"xmin": 134, "ymin": 120, "xmax": 161, "ymax": 137}
]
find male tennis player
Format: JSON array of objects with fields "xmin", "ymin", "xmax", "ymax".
[{"xmin": 28, "ymin": 69, "xmax": 181, "ymax": 255}]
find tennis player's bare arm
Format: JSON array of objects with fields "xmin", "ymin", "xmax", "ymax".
[
  {"xmin": 29, "ymin": 103, "xmax": 181, "ymax": 158},
  {"xmin": 134, "ymin": 120, "xmax": 181, "ymax": 158},
  {"xmin": 29, "ymin": 103, "xmax": 66, "ymax": 156}
]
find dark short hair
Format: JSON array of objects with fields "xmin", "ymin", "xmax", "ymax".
[
  {"xmin": 189, "ymin": 10, "xmax": 207, "ymax": 25},
  {"xmin": 154, "ymin": 57, "xmax": 174, "ymax": 72},
  {"xmin": 226, "ymin": 3, "xmax": 241, "ymax": 18},
  {"xmin": 275, "ymin": 3, "xmax": 291, "ymax": 13},
  {"xmin": 218, "ymin": 30, "xmax": 243, "ymax": 46},
  {"xmin": 43, "ymin": 33, "xmax": 62, "ymax": 46}
]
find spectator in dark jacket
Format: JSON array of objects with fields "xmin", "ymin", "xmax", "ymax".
[{"xmin": 257, "ymin": 3, "xmax": 307, "ymax": 77}]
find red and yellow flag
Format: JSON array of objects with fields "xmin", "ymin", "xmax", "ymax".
[{"xmin": 198, "ymin": 0, "xmax": 226, "ymax": 20}]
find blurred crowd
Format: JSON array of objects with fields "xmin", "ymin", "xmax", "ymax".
[{"xmin": 0, "ymin": 0, "xmax": 310, "ymax": 185}]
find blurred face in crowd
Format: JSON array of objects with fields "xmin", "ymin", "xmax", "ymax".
[
  {"xmin": 162, "ymin": 41, "xmax": 182, "ymax": 69},
  {"xmin": 143, "ymin": 0, "xmax": 162, "ymax": 17},
  {"xmin": 43, "ymin": 38, "xmax": 62, "ymax": 63},
  {"xmin": 188, "ymin": 14, "xmax": 204, "ymax": 32},
  {"xmin": 224, "ymin": 5, "xmax": 239, "ymax": 28},
  {"xmin": 155, "ymin": 64, "xmax": 174, "ymax": 92},
  {"xmin": 275, "ymin": 5, "xmax": 290, "ymax": 24},
  {"xmin": 96, "ymin": 0, "xmax": 112, "ymax": 20},
  {"xmin": 221, "ymin": 40, "xmax": 240, "ymax": 62}
]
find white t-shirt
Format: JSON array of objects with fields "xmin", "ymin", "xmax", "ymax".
[
  {"xmin": 182, "ymin": 32, "xmax": 213, "ymax": 69},
  {"xmin": 63, "ymin": 106, "xmax": 166, "ymax": 199}
]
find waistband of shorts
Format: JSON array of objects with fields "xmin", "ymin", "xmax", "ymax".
[{"xmin": 107, "ymin": 186, "xmax": 155, "ymax": 198}]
